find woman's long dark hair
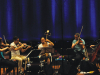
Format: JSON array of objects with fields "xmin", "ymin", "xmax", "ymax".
[{"xmin": 0, "ymin": 37, "xmax": 2, "ymax": 45}]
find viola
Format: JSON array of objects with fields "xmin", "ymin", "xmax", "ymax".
[{"xmin": 79, "ymin": 38, "xmax": 83, "ymax": 43}]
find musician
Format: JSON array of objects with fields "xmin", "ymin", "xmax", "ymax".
[
  {"xmin": 10, "ymin": 36, "xmax": 31, "ymax": 74},
  {"xmin": 90, "ymin": 43, "xmax": 100, "ymax": 63},
  {"xmin": 38, "ymin": 37, "xmax": 54, "ymax": 49},
  {"xmin": 71, "ymin": 33, "xmax": 85, "ymax": 65},
  {"xmin": 72, "ymin": 33, "xmax": 85, "ymax": 52},
  {"xmin": 38, "ymin": 37, "xmax": 54, "ymax": 54},
  {"xmin": 38, "ymin": 37, "xmax": 54, "ymax": 64},
  {"xmin": 0, "ymin": 37, "xmax": 16, "ymax": 75}
]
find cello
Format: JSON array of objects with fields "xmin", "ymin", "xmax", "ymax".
[
  {"xmin": 44, "ymin": 30, "xmax": 51, "ymax": 56},
  {"xmin": 90, "ymin": 42, "xmax": 100, "ymax": 63}
]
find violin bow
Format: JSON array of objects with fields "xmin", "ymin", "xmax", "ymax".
[
  {"xmin": 3, "ymin": 35, "xmax": 7, "ymax": 44},
  {"xmin": 79, "ymin": 25, "xmax": 84, "ymax": 37}
]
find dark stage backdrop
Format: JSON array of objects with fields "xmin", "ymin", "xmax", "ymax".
[{"xmin": 0, "ymin": 0, "xmax": 100, "ymax": 41}]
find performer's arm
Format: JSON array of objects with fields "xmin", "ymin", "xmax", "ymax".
[
  {"xmin": 0, "ymin": 47, "xmax": 9, "ymax": 52},
  {"xmin": 11, "ymin": 44, "xmax": 24, "ymax": 51},
  {"xmin": 90, "ymin": 45, "xmax": 95, "ymax": 48},
  {"xmin": 80, "ymin": 43, "xmax": 85, "ymax": 49},
  {"xmin": 4, "ymin": 51, "xmax": 10, "ymax": 54},
  {"xmin": 21, "ymin": 46, "xmax": 31, "ymax": 53},
  {"xmin": 2, "ymin": 42, "xmax": 9, "ymax": 46},
  {"xmin": 38, "ymin": 45, "xmax": 41, "ymax": 49},
  {"xmin": 79, "ymin": 39, "xmax": 85, "ymax": 49},
  {"xmin": 46, "ymin": 39, "xmax": 54, "ymax": 46},
  {"xmin": 71, "ymin": 40, "xmax": 79, "ymax": 49},
  {"xmin": 4, "ymin": 48, "xmax": 11, "ymax": 54}
]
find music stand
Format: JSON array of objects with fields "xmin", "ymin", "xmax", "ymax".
[
  {"xmin": 40, "ymin": 47, "xmax": 54, "ymax": 63},
  {"xmin": 40, "ymin": 47, "xmax": 54, "ymax": 55},
  {"xmin": 24, "ymin": 49, "xmax": 41, "ymax": 60}
]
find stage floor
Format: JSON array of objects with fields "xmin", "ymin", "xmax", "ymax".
[
  {"xmin": 1, "ymin": 66, "xmax": 100, "ymax": 75},
  {"xmin": 1, "ymin": 51, "xmax": 100, "ymax": 75}
]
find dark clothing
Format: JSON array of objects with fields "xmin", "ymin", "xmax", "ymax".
[
  {"xmin": 0, "ymin": 52, "xmax": 5, "ymax": 60},
  {"xmin": 0, "ymin": 59, "xmax": 16, "ymax": 73},
  {"xmin": 68, "ymin": 51, "xmax": 83, "ymax": 66},
  {"xmin": 0, "ymin": 46, "xmax": 16, "ymax": 73}
]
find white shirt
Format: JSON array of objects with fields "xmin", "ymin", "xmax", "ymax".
[
  {"xmin": 38, "ymin": 42, "xmax": 51, "ymax": 58},
  {"xmin": 38, "ymin": 42, "xmax": 50, "ymax": 49},
  {"xmin": 10, "ymin": 42, "xmax": 20, "ymax": 57}
]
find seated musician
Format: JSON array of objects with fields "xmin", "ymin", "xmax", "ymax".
[
  {"xmin": 71, "ymin": 33, "xmax": 85, "ymax": 65},
  {"xmin": 38, "ymin": 37, "xmax": 54, "ymax": 49},
  {"xmin": 0, "ymin": 37, "xmax": 16, "ymax": 75},
  {"xmin": 71, "ymin": 33, "xmax": 85, "ymax": 53},
  {"xmin": 38, "ymin": 37, "xmax": 54, "ymax": 64},
  {"xmin": 10, "ymin": 36, "xmax": 31, "ymax": 74},
  {"xmin": 38, "ymin": 37, "xmax": 54, "ymax": 54}
]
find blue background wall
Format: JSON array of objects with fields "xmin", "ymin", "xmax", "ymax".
[{"xmin": 0, "ymin": 0, "xmax": 100, "ymax": 41}]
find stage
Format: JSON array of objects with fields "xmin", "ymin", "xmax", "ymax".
[{"xmin": 0, "ymin": 0, "xmax": 100, "ymax": 75}]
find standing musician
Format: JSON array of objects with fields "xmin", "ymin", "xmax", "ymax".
[
  {"xmin": 0, "ymin": 37, "xmax": 16, "ymax": 75},
  {"xmin": 10, "ymin": 36, "xmax": 31, "ymax": 74}
]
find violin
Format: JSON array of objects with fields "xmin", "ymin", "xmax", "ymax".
[
  {"xmin": 0, "ymin": 36, "xmax": 10, "ymax": 49},
  {"xmin": 17, "ymin": 42, "xmax": 33, "ymax": 48},
  {"xmin": 0, "ymin": 43, "xmax": 10, "ymax": 49}
]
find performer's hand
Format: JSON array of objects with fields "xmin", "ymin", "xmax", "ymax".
[
  {"xmin": 19, "ymin": 42, "xmax": 22, "ymax": 45},
  {"xmin": 79, "ymin": 43, "xmax": 83, "ymax": 45},
  {"xmin": 17, "ymin": 42, "xmax": 22, "ymax": 47},
  {"xmin": 27, "ymin": 46, "xmax": 31, "ymax": 49},
  {"xmin": 90, "ymin": 45, "xmax": 92, "ymax": 48},
  {"xmin": 6, "ymin": 44, "xmax": 9, "ymax": 46},
  {"xmin": 46, "ymin": 39, "xmax": 50, "ymax": 42},
  {"xmin": 23, "ymin": 43, "xmax": 27, "ymax": 45},
  {"xmin": 21, "ymin": 44, "xmax": 24, "ymax": 48},
  {"xmin": 90, "ymin": 45, "xmax": 95, "ymax": 48},
  {"xmin": 76, "ymin": 40, "xmax": 79, "ymax": 44},
  {"xmin": 10, "ymin": 46, "xmax": 14, "ymax": 50},
  {"xmin": 6, "ymin": 47, "xmax": 9, "ymax": 49},
  {"xmin": 8, "ymin": 47, "xmax": 12, "ymax": 51}
]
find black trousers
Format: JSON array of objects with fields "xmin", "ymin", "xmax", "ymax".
[
  {"xmin": 67, "ymin": 51, "xmax": 84, "ymax": 75},
  {"xmin": 0, "ymin": 59, "xmax": 16, "ymax": 73},
  {"xmin": 68, "ymin": 51, "xmax": 84, "ymax": 65}
]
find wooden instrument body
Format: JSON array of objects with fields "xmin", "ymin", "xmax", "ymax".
[{"xmin": 90, "ymin": 44, "xmax": 100, "ymax": 62}]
